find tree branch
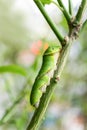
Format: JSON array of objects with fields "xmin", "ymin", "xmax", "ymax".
[
  {"xmin": 0, "ymin": 82, "xmax": 28, "ymax": 125},
  {"xmin": 57, "ymin": 0, "xmax": 71, "ymax": 22},
  {"xmin": 34, "ymin": 0, "xmax": 64, "ymax": 44},
  {"xmin": 26, "ymin": 0, "xmax": 86, "ymax": 129},
  {"xmin": 68, "ymin": 0, "xmax": 73, "ymax": 15},
  {"xmin": 51, "ymin": 1, "xmax": 64, "ymax": 12},
  {"xmin": 76, "ymin": 0, "xmax": 86, "ymax": 22},
  {"xmin": 81, "ymin": 19, "xmax": 87, "ymax": 32},
  {"xmin": 26, "ymin": 39, "xmax": 71, "ymax": 130}
]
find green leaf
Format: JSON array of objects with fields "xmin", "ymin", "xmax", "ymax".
[
  {"xmin": 40, "ymin": 0, "xmax": 52, "ymax": 5},
  {"xmin": 0, "ymin": 65, "xmax": 27, "ymax": 76}
]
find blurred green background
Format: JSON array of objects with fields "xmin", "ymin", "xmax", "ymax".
[{"xmin": 0, "ymin": 0, "xmax": 87, "ymax": 130}]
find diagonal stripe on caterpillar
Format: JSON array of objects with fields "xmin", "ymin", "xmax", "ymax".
[{"xmin": 30, "ymin": 45, "xmax": 61, "ymax": 108}]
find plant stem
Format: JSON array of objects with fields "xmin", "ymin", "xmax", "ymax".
[
  {"xmin": 81, "ymin": 19, "xmax": 87, "ymax": 31},
  {"xmin": 51, "ymin": 1, "xmax": 63, "ymax": 11},
  {"xmin": 26, "ymin": 0, "xmax": 86, "ymax": 129},
  {"xmin": 0, "ymin": 95, "xmax": 24, "ymax": 124},
  {"xmin": 34, "ymin": 0, "xmax": 64, "ymax": 43},
  {"xmin": 68, "ymin": 0, "xmax": 73, "ymax": 15},
  {"xmin": 0, "ymin": 83, "xmax": 28, "ymax": 125},
  {"xmin": 76, "ymin": 0, "xmax": 86, "ymax": 22},
  {"xmin": 57, "ymin": 0, "xmax": 71, "ymax": 22},
  {"xmin": 26, "ymin": 40, "xmax": 72, "ymax": 130}
]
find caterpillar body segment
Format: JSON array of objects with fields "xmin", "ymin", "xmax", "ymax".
[
  {"xmin": 30, "ymin": 46, "xmax": 61, "ymax": 108},
  {"xmin": 30, "ymin": 75, "xmax": 49, "ymax": 107}
]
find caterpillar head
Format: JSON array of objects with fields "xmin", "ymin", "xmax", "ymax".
[{"xmin": 44, "ymin": 46, "xmax": 61, "ymax": 55}]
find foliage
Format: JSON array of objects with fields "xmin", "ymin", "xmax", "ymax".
[{"xmin": 0, "ymin": 0, "xmax": 87, "ymax": 130}]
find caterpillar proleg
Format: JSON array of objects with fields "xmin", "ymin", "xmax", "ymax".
[{"xmin": 30, "ymin": 46, "xmax": 61, "ymax": 108}]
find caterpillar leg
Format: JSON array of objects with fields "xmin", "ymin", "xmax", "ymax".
[
  {"xmin": 34, "ymin": 102, "xmax": 39, "ymax": 108},
  {"xmin": 40, "ymin": 85, "xmax": 47, "ymax": 92}
]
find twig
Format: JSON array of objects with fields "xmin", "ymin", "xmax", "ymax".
[
  {"xmin": 34, "ymin": 0, "xmax": 64, "ymax": 44},
  {"xmin": 51, "ymin": 1, "xmax": 63, "ymax": 12},
  {"xmin": 26, "ymin": 39, "xmax": 71, "ymax": 130},
  {"xmin": 0, "ymin": 83, "xmax": 28, "ymax": 125},
  {"xmin": 76, "ymin": 0, "xmax": 86, "ymax": 22},
  {"xmin": 57, "ymin": 0, "xmax": 71, "ymax": 22},
  {"xmin": 81, "ymin": 19, "xmax": 87, "ymax": 32},
  {"xmin": 0, "ymin": 95, "xmax": 23, "ymax": 124},
  {"xmin": 26, "ymin": 0, "xmax": 86, "ymax": 129},
  {"xmin": 68, "ymin": 0, "xmax": 73, "ymax": 15}
]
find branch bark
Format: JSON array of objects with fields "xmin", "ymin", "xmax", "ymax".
[
  {"xmin": 26, "ymin": 0, "xmax": 86, "ymax": 129},
  {"xmin": 26, "ymin": 38, "xmax": 71, "ymax": 130}
]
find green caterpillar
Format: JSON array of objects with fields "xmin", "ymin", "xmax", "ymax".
[{"xmin": 30, "ymin": 46, "xmax": 61, "ymax": 108}]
